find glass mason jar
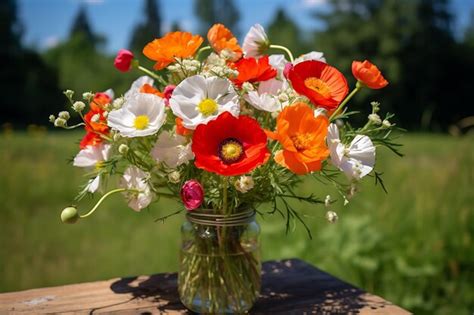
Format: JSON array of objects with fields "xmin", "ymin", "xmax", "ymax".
[{"xmin": 178, "ymin": 209, "xmax": 261, "ymax": 314}]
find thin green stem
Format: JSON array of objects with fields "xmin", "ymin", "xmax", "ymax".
[
  {"xmin": 63, "ymin": 122, "xmax": 85, "ymax": 129},
  {"xmin": 270, "ymin": 44, "xmax": 294, "ymax": 62},
  {"xmin": 222, "ymin": 177, "xmax": 228, "ymax": 215},
  {"xmin": 80, "ymin": 188, "xmax": 138, "ymax": 218},
  {"xmin": 329, "ymin": 86, "xmax": 361, "ymax": 121},
  {"xmin": 137, "ymin": 65, "xmax": 168, "ymax": 86}
]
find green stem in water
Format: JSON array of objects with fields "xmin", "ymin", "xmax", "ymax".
[
  {"xmin": 270, "ymin": 44, "xmax": 294, "ymax": 62},
  {"xmin": 222, "ymin": 177, "xmax": 229, "ymax": 215},
  {"xmin": 329, "ymin": 83, "xmax": 362, "ymax": 121},
  {"xmin": 80, "ymin": 188, "xmax": 137, "ymax": 218}
]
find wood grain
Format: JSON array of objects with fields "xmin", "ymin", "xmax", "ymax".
[{"xmin": 0, "ymin": 259, "xmax": 411, "ymax": 314}]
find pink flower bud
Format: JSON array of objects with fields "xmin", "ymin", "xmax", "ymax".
[
  {"xmin": 283, "ymin": 62, "xmax": 293, "ymax": 80},
  {"xmin": 114, "ymin": 49, "xmax": 134, "ymax": 72},
  {"xmin": 180, "ymin": 180, "xmax": 204, "ymax": 211},
  {"xmin": 163, "ymin": 85, "xmax": 176, "ymax": 106}
]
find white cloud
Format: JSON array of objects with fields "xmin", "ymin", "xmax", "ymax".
[
  {"xmin": 301, "ymin": 0, "xmax": 328, "ymax": 7},
  {"xmin": 81, "ymin": 0, "xmax": 105, "ymax": 5},
  {"xmin": 44, "ymin": 36, "xmax": 60, "ymax": 49}
]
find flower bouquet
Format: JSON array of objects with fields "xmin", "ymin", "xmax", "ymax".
[{"xmin": 54, "ymin": 23, "xmax": 402, "ymax": 313}]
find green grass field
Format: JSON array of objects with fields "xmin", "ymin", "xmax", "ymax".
[{"xmin": 0, "ymin": 131, "xmax": 472, "ymax": 314}]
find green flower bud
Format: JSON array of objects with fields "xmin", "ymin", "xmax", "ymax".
[
  {"xmin": 58, "ymin": 111, "xmax": 70, "ymax": 120},
  {"xmin": 61, "ymin": 206, "xmax": 79, "ymax": 224},
  {"xmin": 63, "ymin": 90, "xmax": 74, "ymax": 99}
]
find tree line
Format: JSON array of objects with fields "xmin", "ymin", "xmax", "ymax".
[{"xmin": 1, "ymin": 0, "xmax": 473, "ymax": 131}]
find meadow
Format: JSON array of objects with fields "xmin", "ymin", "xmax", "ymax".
[{"xmin": 0, "ymin": 131, "xmax": 472, "ymax": 314}]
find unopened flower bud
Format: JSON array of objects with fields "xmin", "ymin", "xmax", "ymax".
[
  {"xmin": 368, "ymin": 113, "xmax": 382, "ymax": 125},
  {"xmin": 72, "ymin": 101, "xmax": 86, "ymax": 112},
  {"xmin": 326, "ymin": 210, "xmax": 338, "ymax": 223},
  {"xmin": 63, "ymin": 90, "xmax": 74, "ymax": 99},
  {"xmin": 83, "ymin": 92, "xmax": 94, "ymax": 100},
  {"xmin": 112, "ymin": 98, "xmax": 125, "ymax": 109},
  {"xmin": 61, "ymin": 206, "xmax": 79, "ymax": 224},
  {"xmin": 118, "ymin": 144, "xmax": 129, "ymax": 154},
  {"xmin": 234, "ymin": 175, "xmax": 255, "ymax": 193},
  {"xmin": 382, "ymin": 119, "xmax": 391, "ymax": 128},
  {"xmin": 371, "ymin": 101, "xmax": 380, "ymax": 113},
  {"xmin": 58, "ymin": 111, "xmax": 70, "ymax": 120},
  {"xmin": 49, "ymin": 115, "xmax": 56, "ymax": 123},
  {"xmin": 54, "ymin": 117, "xmax": 66, "ymax": 127},
  {"xmin": 324, "ymin": 195, "xmax": 331, "ymax": 207},
  {"xmin": 168, "ymin": 171, "xmax": 181, "ymax": 184}
]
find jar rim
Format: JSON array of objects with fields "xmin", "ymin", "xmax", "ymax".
[{"xmin": 186, "ymin": 209, "xmax": 255, "ymax": 226}]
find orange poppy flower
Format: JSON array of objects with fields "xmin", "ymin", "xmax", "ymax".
[
  {"xmin": 84, "ymin": 107, "xmax": 109, "ymax": 135},
  {"xmin": 192, "ymin": 112, "xmax": 270, "ymax": 176},
  {"xmin": 266, "ymin": 102, "xmax": 329, "ymax": 175},
  {"xmin": 90, "ymin": 92, "xmax": 112, "ymax": 111},
  {"xmin": 288, "ymin": 60, "xmax": 348, "ymax": 111},
  {"xmin": 232, "ymin": 56, "xmax": 277, "ymax": 86},
  {"xmin": 140, "ymin": 84, "xmax": 165, "ymax": 98},
  {"xmin": 352, "ymin": 60, "xmax": 388, "ymax": 89},
  {"xmin": 207, "ymin": 24, "xmax": 242, "ymax": 61},
  {"xmin": 143, "ymin": 31, "xmax": 204, "ymax": 70},
  {"xmin": 175, "ymin": 117, "xmax": 193, "ymax": 136}
]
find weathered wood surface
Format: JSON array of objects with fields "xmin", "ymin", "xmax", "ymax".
[{"xmin": 0, "ymin": 259, "xmax": 411, "ymax": 314}]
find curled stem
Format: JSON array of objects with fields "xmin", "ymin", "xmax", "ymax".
[
  {"xmin": 63, "ymin": 122, "xmax": 85, "ymax": 130},
  {"xmin": 270, "ymin": 44, "xmax": 294, "ymax": 62},
  {"xmin": 80, "ymin": 188, "xmax": 138, "ymax": 218}
]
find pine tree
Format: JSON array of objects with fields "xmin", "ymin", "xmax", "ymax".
[
  {"xmin": 129, "ymin": 0, "xmax": 162, "ymax": 55},
  {"xmin": 70, "ymin": 5, "xmax": 97, "ymax": 46},
  {"xmin": 194, "ymin": 0, "xmax": 240, "ymax": 37},
  {"xmin": 267, "ymin": 8, "xmax": 308, "ymax": 57}
]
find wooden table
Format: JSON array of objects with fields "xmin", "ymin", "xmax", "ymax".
[{"xmin": 0, "ymin": 259, "xmax": 410, "ymax": 314}]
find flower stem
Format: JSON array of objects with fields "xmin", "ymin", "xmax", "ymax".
[
  {"xmin": 80, "ymin": 188, "xmax": 137, "ymax": 218},
  {"xmin": 63, "ymin": 122, "xmax": 85, "ymax": 129},
  {"xmin": 329, "ymin": 85, "xmax": 361, "ymax": 121},
  {"xmin": 270, "ymin": 44, "xmax": 294, "ymax": 62},
  {"xmin": 137, "ymin": 66, "xmax": 168, "ymax": 86}
]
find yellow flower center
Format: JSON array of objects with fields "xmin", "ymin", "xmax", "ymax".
[
  {"xmin": 304, "ymin": 77, "xmax": 331, "ymax": 98},
  {"xmin": 218, "ymin": 138, "xmax": 244, "ymax": 164},
  {"xmin": 291, "ymin": 133, "xmax": 313, "ymax": 151},
  {"xmin": 134, "ymin": 115, "xmax": 149, "ymax": 130},
  {"xmin": 197, "ymin": 98, "xmax": 218, "ymax": 116}
]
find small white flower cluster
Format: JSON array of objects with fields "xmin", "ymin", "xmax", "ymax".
[
  {"xmin": 201, "ymin": 53, "xmax": 239, "ymax": 78},
  {"xmin": 167, "ymin": 58, "xmax": 201, "ymax": 75},
  {"xmin": 50, "ymin": 110, "xmax": 71, "ymax": 127},
  {"xmin": 324, "ymin": 195, "xmax": 338, "ymax": 223}
]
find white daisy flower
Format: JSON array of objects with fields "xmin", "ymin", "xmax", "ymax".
[
  {"xmin": 234, "ymin": 175, "xmax": 255, "ymax": 193},
  {"xmin": 244, "ymin": 78, "xmax": 288, "ymax": 112},
  {"xmin": 124, "ymin": 76, "xmax": 154, "ymax": 100},
  {"xmin": 73, "ymin": 143, "xmax": 111, "ymax": 193},
  {"xmin": 327, "ymin": 123, "xmax": 375, "ymax": 180},
  {"xmin": 151, "ymin": 131, "xmax": 194, "ymax": 168},
  {"xmin": 169, "ymin": 75, "xmax": 239, "ymax": 130},
  {"xmin": 243, "ymin": 24, "xmax": 269, "ymax": 58},
  {"xmin": 294, "ymin": 51, "xmax": 326, "ymax": 64},
  {"xmin": 120, "ymin": 166, "xmax": 152, "ymax": 212},
  {"xmin": 107, "ymin": 93, "xmax": 166, "ymax": 137}
]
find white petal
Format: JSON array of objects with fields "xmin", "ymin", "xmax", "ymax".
[
  {"xmin": 294, "ymin": 51, "xmax": 326, "ymax": 64},
  {"xmin": 86, "ymin": 176, "xmax": 100, "ymax": 193},
  {"xmin": 125, "ymin": 76, "xmax": 154, "ymax": 100},
  {"xmin": 151, "ymin": 131, "xmax": 194, "ymax": 168},
  {"xmin": 269, "ymin": 54, "xmax": 288, "ymax": 78},
  {"xmin": 243, "ymin": 24, "xmax": 268, "ymax": 57},
  {"xmin": 73, "ymin": 144, "xmax": 109, "ymax": 168},
  {"xmin": 104, "ymin": 88, "xmax": 114, "ymax": 100}
]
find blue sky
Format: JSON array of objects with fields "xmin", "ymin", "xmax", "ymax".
[{"xmin": 19, "ymin": 0, "xmax": 474, "ymax": 53}]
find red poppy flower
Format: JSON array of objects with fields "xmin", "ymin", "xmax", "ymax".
[
  {"xmin": 352, "ymin": 60, "xmax": 388, "ymax": 89},
  {"xmin": 140, "ymin": 83, "xmax": 165, "ymax": 98},
  {"xmin": 288, "ymin": 60, "xmax": 348, "ymax": 110},
  {"xmin": 84, "ymin": 107, "xmax": 109, "ymax": 135},
  {"xmin": 175, "ymin": 117, "xmax": 193, "ymax": 136},
  {"xmin": 232, "ymin": 56, "xmax": 277, "ymax": 86},
  {"xmin": 192, "ymin": 112, "xmax": 270, "ymax": 176},
  {"xmin": 79, "ymin": 132, "xmax": 103, "ymax": 149}
]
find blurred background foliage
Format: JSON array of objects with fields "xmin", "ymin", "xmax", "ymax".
[{"xmin": 0, "ymin": 0, "xmax": 473, "ymax": 314}]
